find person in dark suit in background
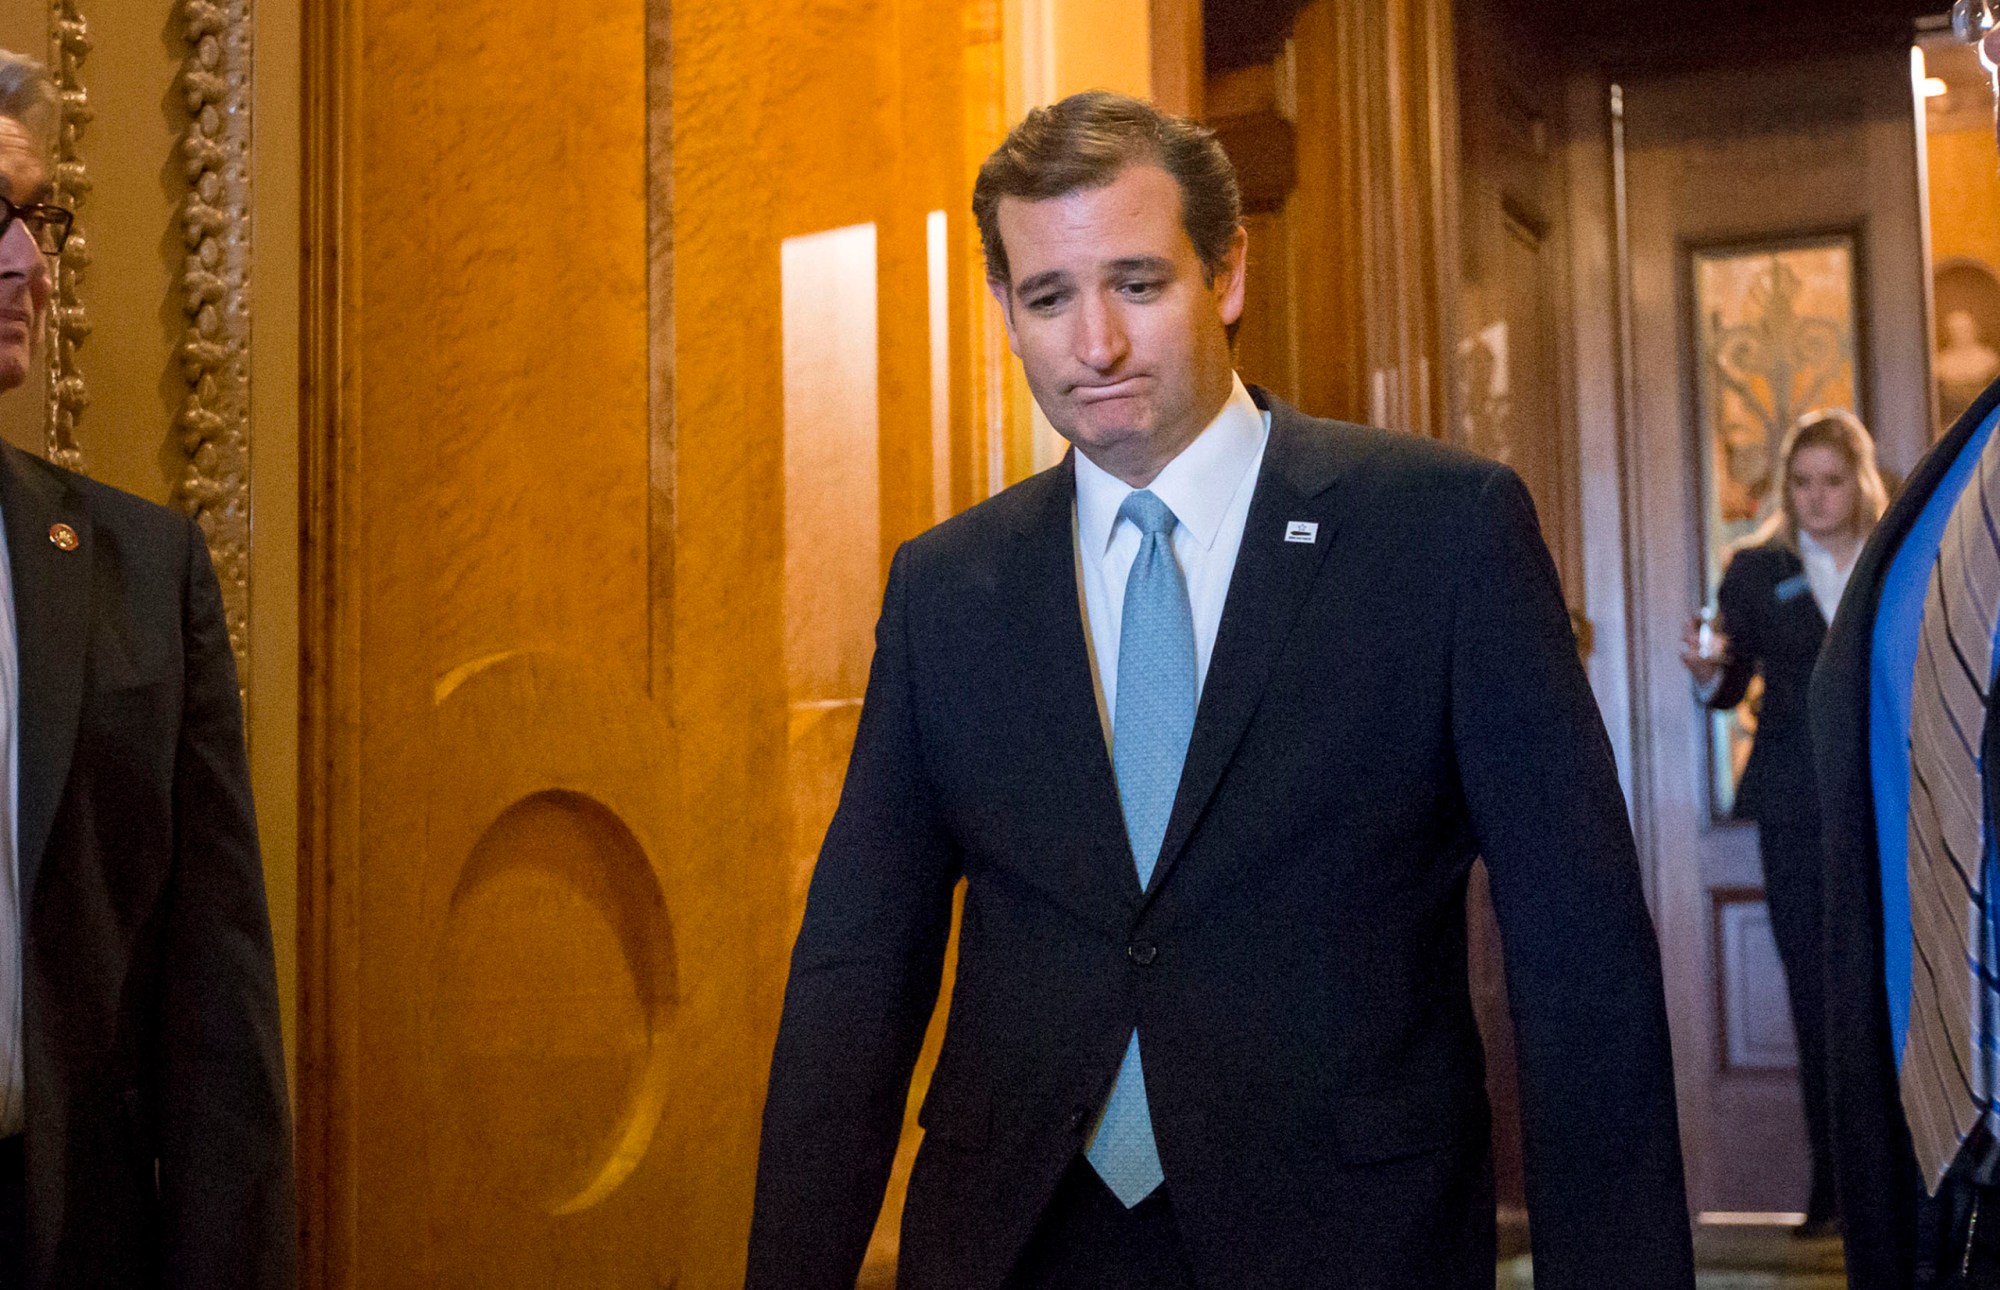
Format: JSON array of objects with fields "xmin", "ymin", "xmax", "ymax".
[
  {"xmin": 746, "ymin": 90, "xmax": 1692, "ymax": 1290},
  {"xmin": 0, "ymin": 49, "xmax": 293, "ymax": 1287},
  {"xmin": 1683, "ymin": 410, "xmax": 1886, "ymax": 1240}
]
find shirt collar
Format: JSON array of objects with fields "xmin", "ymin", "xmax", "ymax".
[
  {"xmin": 1075, "ymin": 374, "xmax": 1267, "ymax": 556},
  {"xmin": 1798, "ymin": 528, "xmax": 1857, "ymax": 574}
]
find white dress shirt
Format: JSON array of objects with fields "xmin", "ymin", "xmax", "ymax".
[
  {"xmin": 1798, "ymin": 529, "xmax": 1858, "ymax": 625},
  {"xmin": 1074, "ymin": 374, "xmax": 1270, "ymax": 724}
]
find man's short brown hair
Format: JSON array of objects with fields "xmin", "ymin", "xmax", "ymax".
[{"xmin": 972, "ymin": 90, "xmax": 1242, "ymax": 286}]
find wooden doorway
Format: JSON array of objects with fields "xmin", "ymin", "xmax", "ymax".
[
  {"xmin": 1615, "ymin": 46, "xmax": 1931, "ymax": 1215},
  {"xmin": 297, "ymin": 0, "xmax": 1005, "ymax": 1284}
]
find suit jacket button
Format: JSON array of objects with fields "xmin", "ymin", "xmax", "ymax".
[{"xmin": 1128, "ymin": 939, "xmax": 1158, "ymax": 966}]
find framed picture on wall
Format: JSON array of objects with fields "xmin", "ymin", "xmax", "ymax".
[
  {"xmin": 1690, "ymin": 232, "xmax": 1862, "ymax": 821},
  {"xmin": 1935, "ymin": 257, "xmax": 2000, "ymax": 436}
]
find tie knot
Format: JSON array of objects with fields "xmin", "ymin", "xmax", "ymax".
[{"xmin": 1118, "ymin": 489, "xmax": 1178, "ymax": 538}]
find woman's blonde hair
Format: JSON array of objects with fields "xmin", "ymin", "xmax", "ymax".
[{"xmin": 1743, "ymin": 407, "xmax": 1887, "ymax": 552}]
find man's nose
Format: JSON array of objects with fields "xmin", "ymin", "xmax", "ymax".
[
  {"xmin": 1074, "ymin": 291, "xmax": 1127, "ymax": 371},
  {"xmin": 0, "ymin": 219, "xmax": 40, "ymax": 279}
]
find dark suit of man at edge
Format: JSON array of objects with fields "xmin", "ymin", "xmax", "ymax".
[
  {"xmin": 1810, "ymin": 6, "xmax": 2000, "ymax": 1287},
  {"xmin": 0, "ymin": 49, "xmax": 293, "ymax": 1288},
  {"xmin": 746, "ymin": 91, "xmax": 1692, "ymax": 1290}
]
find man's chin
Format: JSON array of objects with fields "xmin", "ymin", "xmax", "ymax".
[{"xmin": 1065, "ymin": 405, "xmax": 1152, "ymax": 449}]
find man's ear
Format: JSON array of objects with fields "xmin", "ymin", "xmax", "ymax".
[
  {"xmin": 987, "ymin": 277, "xmax": 1022, "ymax": 357},
  {"xmin": 26, "ymin": 257, "xmax": 49, "ymax": 337},
  {"xmin": 1213, "ymin": 225, "xmax": 1249, "ymax": 328}
]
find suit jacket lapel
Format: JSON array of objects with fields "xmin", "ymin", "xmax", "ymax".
[
  {"xmin": 1007, "ymin": 457, "xmax": 1143, "ymax": 913},
  {"xmin": 1826, "ymin": 379, "xmax": 2000, "ymax": 754},
  {"xmin": 1768, "ymin": 547, "xmax": 1825, "ymax": 633},
  {"xmin": 0, "ymin": 446, "xmax": 90, "ymax": 913},
  {"xmin": 1816, "ymin": 376, "xmax": 2000, "ymax": 933},
  {"xmin": 1142, "ymin": 394, "xmax": 1357, "ymax": 907}
]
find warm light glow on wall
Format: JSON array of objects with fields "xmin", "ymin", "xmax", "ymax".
[
  {"xmin": 779, "ymin": 221, "xmax": 883, "ymax": 896},
  {"xmin": 928, "ymin": 210, "xmax": 952, "ymax": 523},
  {"xmin": 780, "ymin": 220, "xmax": 882, "ymax": 697}
]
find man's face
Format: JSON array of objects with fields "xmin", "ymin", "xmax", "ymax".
[
  {"xmin": 989, "ymin": 164, "xmax": 1246, "ymax": 487},
  {"xmin": 0, "ymin": 113, "xmax": 51, "ymax": 397}
]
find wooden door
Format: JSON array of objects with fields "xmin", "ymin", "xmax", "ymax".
[
  {"xmin": 1618, "ymin": 47, "xmax": 1931, "ymax": 1214},
  {"xmin": 1453, "ymin": 0, "xmax": 1580, "ymax": 1225},
  {"xmin": 298, "ymin": 0, "xmax": 1002, "ymax": 1284}
]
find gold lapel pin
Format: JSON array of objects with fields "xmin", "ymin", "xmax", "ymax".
[{"xmin": 47, "ymin": 523, "xmax": 78, "ymax": 552}]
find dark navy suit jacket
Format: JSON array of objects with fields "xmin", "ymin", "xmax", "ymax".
[
  {"xmin": 747, "ymin": 393, "xmax": 1692, "ymax": 1290},
  {"xmin": 1710, "ymin": 539, "xmax": 1827, "ymax": 829},
  {"xmin": 1811, "ymin": 376, "xmax": 2000, "ymax": 1290},
  {"xmin": 0, "ymin": 443, "xmax": 294, "ymax": 1288}
]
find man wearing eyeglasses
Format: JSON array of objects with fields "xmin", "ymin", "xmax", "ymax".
[
  {"xmin": 0, "ymin": 49, "xmax": 294, "ymax": 1288},
  {"xmin": 1812, "ymin": 5, "xmax": 2000, "ymax": 1287}
]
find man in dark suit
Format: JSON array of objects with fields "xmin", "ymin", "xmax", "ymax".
[
  {"xmin": 1808, "ymin": 10, "xmax": 2000, "ymax": 1287},
  {"xmin": 748, "ymin": 91, "xmax": 1692, "ymax": 1289},
  {"xmin": 1812, "ymin": 382, "xmax": 2000, "ymax": 1290},
  {"xmin": 0, "ymin": 49, "xmax": 294, "ymax": 1287}
]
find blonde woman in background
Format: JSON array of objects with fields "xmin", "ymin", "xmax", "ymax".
[{"xmin": 1682, "ymin": 409, "xmax": 1887, "ymax": 1240}]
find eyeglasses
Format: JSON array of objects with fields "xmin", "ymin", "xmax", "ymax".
[{"xmin": 0, "ymin": 194, "xmax": 72, "ymax": 256}]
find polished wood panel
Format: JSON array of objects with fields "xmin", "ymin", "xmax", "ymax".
[
  {"xmin": 781, "ymin": 224, "xmax": 883, "ymax": 909},
  {"xmin": 1234, "ymin": 207, "xmax": 1300, "ymax": 402},
  {"xmin": 305, "ymin": 0, "xmax": 663, "ymax": 1277},
  {"xmin": 1929, "ymin": 125, "xmax": 2000, "ymax": 277},
  {"xmin": 1255, "ymin": 0, "xmax": 1457, "ymax": 435},
  {"xmin": 1151, "ymin": 0, "xmax": 1204, "ymax": 117},
  {"xmin": 1715, "ymin": 889, "xmax": 1798, "ymax": 1072},
  {"xmin": 1455, "ymin": 0, "xmax": 1572, "ymax": 575},
  {"xmin": 1708, "ymin": 882, "xmax": 1811, "ymax": 1210},
  {"xmin": 301, "ymin": 0, "xmax": 1006, "ymax": 1282}
]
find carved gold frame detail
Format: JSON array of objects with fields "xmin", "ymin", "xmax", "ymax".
[
  {"xmin": 35, "ymin": 0, "xmax": 253, "ymax": 696},
  {"xmin": 173, "ymin": 0, "xmax": 254, "ymax": 694},
  {"xmin": 44, "ymin": 0, "xmax": 89, "ymax": 473}
]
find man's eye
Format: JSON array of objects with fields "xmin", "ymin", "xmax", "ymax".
[
  {"xmin": 1118, "ymin": 280, "xmax": 1164, "ymax": 298},
  {"xmin": 1027, "ymin": 292, "xmax": 1066, "ymax": 312}
]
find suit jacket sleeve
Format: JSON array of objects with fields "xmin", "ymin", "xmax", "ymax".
[
  {"xmin": 1708, "ymin": 549, "xmax": 1762, "ymax": 712},
  {"xmin": 746, "ymin": 544, "xmax": 962, "ymax": 1290},
  {"xmin": 158, "ymin": 520, "xmax": 296, "ymax": 1289},
  {"xmin": 1812, "ymin": 531, "xmax": 1923, "ymax": 1290},
  {"xmin": 1449, "ymin": 467, "xmax": 1694, "ymax": 1290}
]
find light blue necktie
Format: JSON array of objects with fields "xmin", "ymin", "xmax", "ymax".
[{"xmin": 1086, "ymin": 489, "xmax": 1196, "ymax": 1208}]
